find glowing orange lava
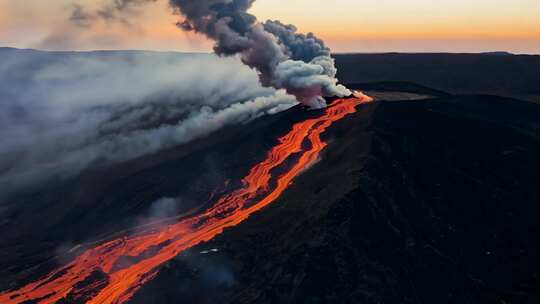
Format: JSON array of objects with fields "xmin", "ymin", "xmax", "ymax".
[{"xmin": 0, "ymin": 94, "xmax": 373, "ymax": 304}]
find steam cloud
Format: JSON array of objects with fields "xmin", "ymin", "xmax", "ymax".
[
  {"xmin": 66, "ymin": 0, "xmax": 351, "ymax": 108},
  {"xmin": 1, "ymin": 0, "xmax": 350, "ymax": 198},
  {"xmin": 170, "ymin": 0, "xmax": 350, "ymax": 108},
  {"xmin": 0, "ymin": 49, "xmax": 296, "ymax": 198}
]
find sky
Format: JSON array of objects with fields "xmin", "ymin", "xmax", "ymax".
[{"xmin": 1, "ymin": 0, "xmax": 539, "ymax": 54}]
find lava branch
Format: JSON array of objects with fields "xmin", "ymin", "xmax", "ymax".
[{"xmin": 0, "ymin": 93, "xmax": 373, "ymax": 304}]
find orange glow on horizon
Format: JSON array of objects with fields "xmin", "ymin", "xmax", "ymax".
[{"xmin": 1, "ymin": 0, "xmax": 539, "ymax": 53}]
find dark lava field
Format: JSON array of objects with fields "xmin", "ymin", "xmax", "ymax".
[
  {"xmin": 1, "ymin": 52, "xmax": 540, "ymax": 303},
  {"xmin": 131, "ymin": 86, "xmax": 540, "ymax": 304}
]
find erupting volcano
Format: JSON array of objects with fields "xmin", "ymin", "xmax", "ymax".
[
  {"xmin": 0, "ymin": 94, "xmax": 373, "ymax": 304},
  {"xmin": 2, "ymin": 0, "xmax": 539, "ymax": 302}
]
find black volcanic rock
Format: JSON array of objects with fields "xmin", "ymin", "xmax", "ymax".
[
  {"xmin": 1, "ymin": 79, "xmax": 539, "ymax": 303},
  {"xmin": 130, "ymin": 93, "xmax": 540, "ymax": 304},
  {"xmin": 334, "ymin": 53, "xmax": 540, "ymax": 103}
]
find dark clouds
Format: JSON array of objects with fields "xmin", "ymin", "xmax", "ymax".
[
  {"xmin": 69, "ymin": 4, "xmax": 95, "ymax": 27},
  {"xmin": 70, "ymin": 0, "xmax": 158, "ymax": 28},
  {"xmin": 35, "ymin": 0, "xmax": 160, "ymax": 50}
]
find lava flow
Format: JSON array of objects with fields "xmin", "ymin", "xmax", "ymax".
[{"xmin": 0, "ymin": 93, "xmax": 373, "ymax": 304}]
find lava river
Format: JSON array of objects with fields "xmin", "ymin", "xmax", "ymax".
[{"xmin": 0, "ymin": 93, "xmax": 373, "ymax": 304}]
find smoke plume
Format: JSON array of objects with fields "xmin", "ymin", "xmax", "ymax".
[
  {"xmin": 70, "ymin": 0, "xmax": 158, "ymax": 28},
  {"xmin": 170, "ymin": 0, "xmax": 350, "ymax": 108},
  {"xmin": 0, "ymin": 0, "xmax": 350, "ymax": 198},
  {"xmin": 0, "ymin": 49, "xmax": 296, "ymax": 199},
  {"xmin": 61, "ymin": 0, "xmax": 350, "ymax": 106}
]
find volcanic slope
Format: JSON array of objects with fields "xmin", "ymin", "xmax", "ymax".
[
  {"xmin": 130, "ymin": 89, "xmax": 540, "ymax": 304},
  {"xmin": 1, "ymin": 85, "xmax": 540, "ymax": 303}
]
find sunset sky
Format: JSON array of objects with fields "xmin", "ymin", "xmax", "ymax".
[{"xmin": 1, "ymin": 0, "xmax": 539, "ymax": 54}]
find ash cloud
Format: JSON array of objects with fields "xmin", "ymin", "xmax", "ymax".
[
  {"xmin": 1, "ymin": 0, "xmax": 350, "ymax": 198},
  {"xmin": 70, "ymin": 4, "xmax": 95, "ymax": 28},
  {"xmin": 59, "ymin": 0, "xmax": 350, "ymax": 106},
  {"xmin": 37, "ymin": 0, "xmax": 159, "ymax": 50},
  {"xmin": 169, "ymin": 0, "xmax": 350, "ymax": 108},
  {"xmin": 0, "ymin": 50, "xmax": 296, "ymax": 199},
  {"xmin": 70, "ymin": 0, "xmax": 158, "ymax": 28}
]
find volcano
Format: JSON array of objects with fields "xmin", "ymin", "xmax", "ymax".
[{"xmin": 0, "ymin": 79, "xmax": 539, "ymax": 303}]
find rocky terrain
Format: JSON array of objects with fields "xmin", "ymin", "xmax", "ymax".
[
  {"xmin": 129, "ymin": 87, "xmax": 540, "ymax": 303},
  {"xmin": 335, "ymin": 53, "xmax": 540, "ymax": 103},
  {"xmin": 1, "ymin": 49, "xmax": 539, "ymax": 303}
]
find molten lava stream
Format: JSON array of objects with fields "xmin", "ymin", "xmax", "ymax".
[{"xmin": 0, "ymin": 94, "xmax": 373, "ymax": 304}]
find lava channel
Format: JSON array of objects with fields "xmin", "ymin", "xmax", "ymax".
[{"xmin": 0, "ymin": 93, "xmax": 373, "ymax": 304}]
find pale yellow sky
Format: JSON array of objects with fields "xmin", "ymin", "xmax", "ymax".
[{"xmin": 1, "ymin": 0, "xmax": 539, "ymax": 53}]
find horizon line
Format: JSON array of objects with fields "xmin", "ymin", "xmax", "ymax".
[{"xmin": 2, "ymin": 46, "xmax": 539, "ymax": 56}]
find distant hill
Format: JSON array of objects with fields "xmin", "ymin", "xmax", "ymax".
[
  {"xmin": 334, "ymin": 53, "xmax": 540, "ymax": 103},
  {"xmin": 480, "ymin": 51, "xmax": 514, "ymax": 56},
  {"xmin": 3, "ymin": 47, "xmax": 538, "ymax": 103},
  {"xmin": 0, "ymin": 46, "xmax": 202, "ymax": 56}
]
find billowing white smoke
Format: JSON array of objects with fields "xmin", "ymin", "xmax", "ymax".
[
  {"xmin": 62, "ymin": 0, "xmax": 350, "ymax": 108},
  {"xmin": 0, "ymin": 49, "xmax": 297, "ymax": 197},
  {"xmin": 0, "ymin": 0, "xmax": 350, "ymax": 198},
  {"xmin": 170, "ymin": 0, "xmax": 351, "ymax": 108}
]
